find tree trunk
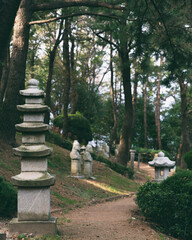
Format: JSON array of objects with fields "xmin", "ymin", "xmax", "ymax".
[
  {"xmin": 144, "ymin": 76, "xmax": 148, "ymax": 149},
  {"xmin": 62, "ymin": 19, "xmax": 71, "ymax": 138},
  {"xmin": 177, "ymin": 78, "xmax": 190, "ymax": 168},
  {"xmin": 44, "ymin": 20, "xmax": 64, "ymax": 124},
  {"xmin": 0, "ymin": 0, "xmax": 21, "ymax": 79},
  {"xmin": 117, "ymin": 40, "xmax": 133, "ymax": 166},
  {"xmin": 155, "ymin": 56, "xmax": 162, "ymax": 149},
  {"xmin": 69, "ymin": 28, "xmax": 78, "ymax": 114},
  {"xmin": 0, "ymin": 0, "xmax": 32, "ymax": 145},
  {"xmin": 131, "ymin": 65, "xmax": 138, "ymax": 147},
  {"xmin": 0, "ymin": 46, "xmax": 10, "ymax": 107},
  {"xmin": 109, "ymin": 40, "xmax": 118, "ymax": 153}
]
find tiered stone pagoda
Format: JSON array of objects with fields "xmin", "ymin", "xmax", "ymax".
[
  {"xmin": 9, "ymin": 79, "xmax": 57, "ymax": 235},
  {"xmin": 148, "ymin": 151, "xmax": 175, "ymax": 182}
]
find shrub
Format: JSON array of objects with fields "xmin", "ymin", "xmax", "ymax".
[
  {"xmin": 0, "ymin": 176, "xmax": 17, "ymax": 217},
  {"xmin": 92, "ymin": 154, "xmax": 134, "ymax": 179},
  {"xmin": 46, "ymin": 131, "xmax": 72, "ymax": 151},
  {"xmin": 184, "ymin": 151, "xmax": 192, "ymax": 170},
  {"xmin": 53, "ymin": 112, "xmax": 92, "ymax": 144},
  {"xmin": 136, "ymin": 170, "xmax": 192, "ymax": 239}
]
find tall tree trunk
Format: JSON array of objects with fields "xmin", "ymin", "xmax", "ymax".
[
  {"xmin": 155, "ymin": 56, "xmax": 163, "ymax": 149},
  {"xmin": 62, "ymin": 19, "xmax": 71, "ymax": 138},
  {"xmin": 117, "ymin": 40, "xmax": 133, "ymax": 166},
  {"xmin": 69, "ymin": 27, "xmax": 78, "ymax": 114},
  {"xmin": 144, "ymin": 76, "xmax": 148, "ymax": 149},
  {"xmin": 0, "ymin": 0, "xmax": 21, "ymax": 79},
  {"xmin": 44, "ymin": 20, "xmax": 63, "ymax": 124},
  {"xmin": 131, "ymin": 65, "xmax": 138, "ymax": 147},
  {"xmin": 177, "ymin": 78, "xmax": 190, "ymax": 168},
  {"xmin": 0, "ymin": 0, "xmax": 32, "ymax": 145},
  {"xmin": 109, "ymin": 40, "xmax": 118, "ymax": 153},
  {"xmin": 0, "ymin": 46, "xmax": 10, "ymax": 107}
]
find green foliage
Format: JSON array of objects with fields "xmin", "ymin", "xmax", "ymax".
[
  {"xmin": 136, "ymin": 170, "xmax": 192, "ymax": 239},
  {"xmin": 92, "ymin": 153, "xmax": 134, "ymax": 179},
  {"xmin": 0, "ymin": 176, "xmax": 17, "ymax": 217},
  {"xmin": 53, "ymin": 112, "xmax": 92, "ymax": 144},
  {"xmin": 184, "ymin": 151, "xmax": 192, "ymax": 170},
  {"xmin": 46, "ymin": 131, "xmax": 72, "ymax": 151}
]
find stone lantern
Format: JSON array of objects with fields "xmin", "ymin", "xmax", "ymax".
[
  {"xmin": 9, "ymin": 79, "xmax": 57, "ymax": 235},
  {"xmin": 148, "ymin": 151, "xmax": 175, "ymax": 182}
]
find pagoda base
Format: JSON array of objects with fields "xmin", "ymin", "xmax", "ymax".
[{"xmin": 9, "ymin": 218, "xmax": 57, "ymax": 236}]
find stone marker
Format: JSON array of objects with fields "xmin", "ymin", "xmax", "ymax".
[
  {"xmin": 9, "ymin": 79, "xmax": 57, "ymax": 236},
  {"xmin": 137, "ymin": 153, "xmax": 141, "ymax": 171},
  {"xmin": 70, "ymin": 140, "xmax": 82, "ymax": 176},
  {"xmin": 83, "ymin": 144, "xmax": 93, "ymax": 178},
  {"xmin": 130, "ymin": 149, "xmax": 136, "ymax": 169},
  {"xmin": 148, "ymin": 151, "xmax": 175, "ymax": 182}
]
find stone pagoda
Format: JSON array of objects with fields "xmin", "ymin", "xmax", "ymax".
[
  {"xmin": 9, "ymin": 79, "xmax": 57, "ymax": 236},
  {"xmin": 148, "ymin": 151, "xmax": 175, "ymax": 182}
]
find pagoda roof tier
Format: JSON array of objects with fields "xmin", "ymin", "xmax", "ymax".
[
  {"xmin": 12, "ymin": 172, "xmax": 55, "ymax": 187},
  {"xmin": 14, "ymin": 144, "xmax": 52, "ymax": 157},
  {"xmin": 16, "ymin": 123, "xmax": 49, "ymax": 132},
  {"xmin": 17, "ymin": 104, "xmax": 48, "ymax": 112}
]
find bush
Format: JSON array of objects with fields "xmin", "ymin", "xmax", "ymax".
[
  {"xmin": 46, "ymin": 131, "xmax": 72, "ymax": 151},
  {"xmin": 136, "ymin": 170, "xmax": 192, "ymax": 239},
  {"xmin": 92, "ymin": 154, "xmax": 134, "ymax": 179},
  {"xmin": 184, "ymin": 151, "xmax": 192, "ymax": 170},
  {"xmin": 53, "ymin": 112, "xmax": 92, "ymax": 144},
  {"xmin": 0, "ymin": 176, "xmax": 17, "ymax": 217}
]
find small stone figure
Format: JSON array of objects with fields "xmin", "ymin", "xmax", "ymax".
[
  {"xmin": 148, "ymin": 151, "xmax": 175, "ymax": 182},
  {"xmin": 83, "ymin": 144, "xmax": 93, "ymax": 178},
  {"xmin": 70, "ymin": 140, "xmax": 81, "ymax": 176}
]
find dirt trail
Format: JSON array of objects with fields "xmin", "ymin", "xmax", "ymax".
[
  {"xmin": 55, "ymin": 163, "xmax": 175, "ymax": 240},
  {"xmin": 59, "ymin": 196, "xmax": 162, "ymax": 240}
]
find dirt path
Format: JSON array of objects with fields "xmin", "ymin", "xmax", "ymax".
[
  {"xmin": 56, "ymin": 195, "xmax": 176, "ymax": 240},
  {"xmin": 54, "ymin": 163, "xmax": 176, "ymax": 240}
]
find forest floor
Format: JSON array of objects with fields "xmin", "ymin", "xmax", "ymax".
[{"xmin": 0, "ymin": 139, "xmax": 177, "ymax": 240}]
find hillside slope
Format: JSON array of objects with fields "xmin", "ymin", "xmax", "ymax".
[{"xmin": 0, "ymin": 139, "xmax": 141, "ymax": 212}]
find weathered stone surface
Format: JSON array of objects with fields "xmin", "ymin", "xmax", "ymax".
[
  {"xmin": 148, "ymin": 151, "xmax": 175, "ymax": 167},
  {"xmin": 12, "ymin": 172, "xmax": 55, "ymax": 187},
  {"xmin": 71, "ymin": 159, "xmax": 81, "ymax": 176},
  {"xmin": 18, "ymin": 188, "xmax": 50, "ymax": 221},
  {"xmin": 25, "ymin": 98, "xmax": 43, "ymax": 104},
  {"xmin": 13, "ymin": 144, "xmax": 52, "ymax": 157},
  {"xmin": 24, "ymin": 113, "xmax": 44, "ymax": 123},
  {"xmin": 22, "ymin": 133, "xmax": 45, "ymax": 144},
  {"xmin": 9, "ymin": 218, "xmax": 57, "ymax": 236},
  {"xmin": 16, "ymin": 123, "xmax": 49, "ymax": 132},
  {"xmin": 148, "ymin": 151, "xmax": 175, "ymax": 182},
  {"xmin": 21, "ymin": 159, "xmax": 47, "ymax": 172},
  {"xmin": 17, "ymin": 104, "xmax": 48, "ymax": 112},
  {"xmin": 70, "ymin": 140, "xmax": 81, "ymax": 176},
  {"xmin": 20, "ymin": 79, "xmax": 44, "ymax": 97},
  {"xmin": 10, "ymin": 78, "xmax": 56, "ymax": 235}
]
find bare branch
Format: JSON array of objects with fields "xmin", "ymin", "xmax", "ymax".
[
  {"xmin": 93, "ymin": 31, "xmax": 119, "ymax": 51},
  {"xmin": 29, "ymin": 12, "xmax": 124, "ymax": 25},
  {"xmin": 32, "ymin": 0, "xmax": 125, "ymax": 12},
  {"xmin": 95, "ymin": 67, "xmax": 110, "ymax": 92}
]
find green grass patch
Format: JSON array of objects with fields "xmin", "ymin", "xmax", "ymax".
[
  {"xmin": 51, "ymin": 191, "xmax": 77, "ymax": 207},
  {"xmin": 95, "ymin": 169, "xmax": 139, "ymax": 193}
]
